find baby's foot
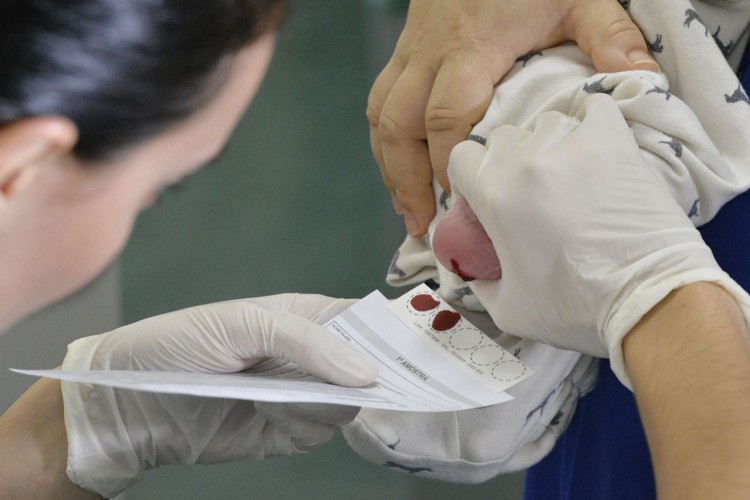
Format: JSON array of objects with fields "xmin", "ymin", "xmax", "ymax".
[{"xmin": 432, "ymin": 197, "xmax": 501, "ymax": 281}]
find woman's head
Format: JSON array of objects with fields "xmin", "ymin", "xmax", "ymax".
[
  {"xmin": 0, "ymin": 0, "xmax": 286, "ymax": 331},
  {"xmin": 0, "ymin": 0, "xmax": 286, "ymax": 160}
]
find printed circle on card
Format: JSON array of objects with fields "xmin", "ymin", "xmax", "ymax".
[
  {"xmin": 491, "ymin": 359, "xmax": 528, "ymax": 382},
  {"xmin": 448, "ymin": 328, "xmax": 484, "ymax": 350},
  {"xmin": 470, "ymin": 344, "xmax": 507, "ymax": 366}
]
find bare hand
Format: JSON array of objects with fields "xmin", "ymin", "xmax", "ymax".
[{"xmin": 368, "ymin": 0, "xmax": 658, "ymax": 235}]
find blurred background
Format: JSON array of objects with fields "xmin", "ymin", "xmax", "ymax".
[{"xmin": 0, "ymin": 1, "xmax": 524, "ymax": 498}]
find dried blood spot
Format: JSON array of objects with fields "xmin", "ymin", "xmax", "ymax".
[
  {"xmin": 410, "ymin": 293, "xmax": 440, "ymax": 312},
  {"xmin": 432, "ymin": 310, "xmax": 461, "ymax": 331}
]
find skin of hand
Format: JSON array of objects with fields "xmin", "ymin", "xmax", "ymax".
[
  {"xmin": 0, "ymin": 379, "xmax": 102, "ymax": 500},
  {"xmin": 368, "ymin": 0, "xmax": 659, "ymax": 236},
  {"xmin": 624, "ymin": 283, "xmax": 750, "ymax": 499}
]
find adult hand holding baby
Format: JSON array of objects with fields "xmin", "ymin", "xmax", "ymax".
[{"xmin": 369, "ymin": 0, "xmax": 658, "ymax": 236}]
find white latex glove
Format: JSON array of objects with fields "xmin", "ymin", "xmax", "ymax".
[
  {"xmin": 61, "ymin": 294, "xmax": 378, "ymax": 498},
  {"xmin": 449, "ymin": 93, "xmax": 750, "ymax": 387}
]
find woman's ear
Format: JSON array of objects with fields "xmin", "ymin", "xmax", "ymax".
[{"xmin": 0, "ymin": 116, "xmax": 78, "ymax": 198}]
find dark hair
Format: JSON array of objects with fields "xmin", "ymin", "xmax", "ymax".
[{"xmin": 0, "ymin": 0, "xmax": 286, "ymax": 160}]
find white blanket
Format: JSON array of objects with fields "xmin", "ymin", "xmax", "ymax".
[{"xmin": 344, "ymin": 0, "xmax": 750, "ymax": 483}]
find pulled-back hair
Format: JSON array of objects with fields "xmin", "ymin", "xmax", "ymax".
[{"xmin": 0, "ymin": 0, "xmax": 287, "ymax": 160}]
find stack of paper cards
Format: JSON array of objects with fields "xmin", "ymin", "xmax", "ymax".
[{"xmin": 15, "ymin": 284, "xmax": 533, "ymax": 412}]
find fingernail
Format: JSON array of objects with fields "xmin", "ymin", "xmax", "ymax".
[
  {"xmin": 404, "ymin": 211, "xmax": 420, "ymax": 236},
  {"xmin": 628, "ymin": 50, "xmax": 660, "ymax": 72}
]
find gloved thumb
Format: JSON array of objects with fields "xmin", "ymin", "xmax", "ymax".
[
  {"xmin": 244, "ymin": 294, "xmax": 357, "ymax": 325},
  {"xmin": 564, "ymin": 0, "xmax": 659, "ymax": 73},
  {"xmin": 254, "ymin": 309, "xmax": 379, "ymax": 387}
]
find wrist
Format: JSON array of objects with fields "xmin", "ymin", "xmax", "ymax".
[
  {"xmin": 0, "ymin": 379, "xmax": 102, "ymax": 499},
  {"xmin": 624, "ymin": 282, "xmax": 750, "ymax": 499}
]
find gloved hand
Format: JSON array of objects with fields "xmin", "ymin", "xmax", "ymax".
[
  {"xmin": 61, "ymin": 294, "xmax": 378, "ymax": 498},
  {"xmin": 448, "ymin": 93, "xmax": 750, "ymax": 387}
]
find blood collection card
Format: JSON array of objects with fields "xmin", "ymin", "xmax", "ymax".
[
  {"xmin": 14, "ymin": 285, "xmax": 533, "ymax": 412},
  {"xmin": 387, "ymin": 284, "xmax": 533, "ymax": 393}
]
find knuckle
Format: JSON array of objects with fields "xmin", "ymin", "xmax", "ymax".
[
  {"xmin": 376, "ymin": 111, "xmax": 407, "ymax": 143},
  {"xmin": 522, "ymin": 148, "xmax": 559, "ymax": 179},
  {"xmin": 425, "ymin": 105, "xmax": 464, "ymax": 133},
  {"xmin": 393, "ymin": 184, "xmax": 431, "ymax": 204},
  {"xmin": 600, "ymin": 18, "xmax": 643, "ymax": 43}
]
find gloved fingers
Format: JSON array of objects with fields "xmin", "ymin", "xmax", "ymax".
[
  {"xmin": 255, "ymin": 402, "xmax": 338, "ymax": 453},
  {"xmin": 485, "ymin": 124, "xmax": 532, "ymax": 152},
  {"xmin": 446, "ymin": 139, "xmax": 489, "ymax": 203},
  {"xmin": 141, "ymin": 299, "xmax": 377, "ymax": 384},
  {"xmin": 449, "ymin": 126, "xmax": 530, "ymax": 218},
  {"xmin": 526, "ymin": 110, "xmax": 580, "ymax": 148},
  {"xmin": 244, "ymin": 307, "xmax": 378, "ymax": 387},
  {"xmin": 64, "ymin": 314, "xmax": 250, "ymax": 373},
  {"xmin": 233, "ymin": 294, "xmax": 358, "ymax": 325},
  {"xmin": 574, "ymin": 93, "xmax": 632, "ymax": 136},
  {"xmin": 87, "ymin": 299, "xmax": 379, "ymax": 384},
  {"xmin": 483, "ymin": 125, "xmax": 534, "ymax": 181},
  {"xmin": 284, "ymin": 294, "xmax": 358, "ymax": 324}
]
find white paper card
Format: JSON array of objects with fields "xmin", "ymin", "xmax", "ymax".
[
  {"xmin": 14, "ymin": 287, "xmax": 532, "ymax": 412},
  {"xmin": 388, "ymin": 284, "xmax": 534, "ymax": 392}
]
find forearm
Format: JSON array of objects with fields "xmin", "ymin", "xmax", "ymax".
[
  {"xmin": 0, "ymin": 378, "xmax": 101, "ymax": 499},
  {"xmin": 624, "ymin": 282, "xmax": 750, "ymax": 500}
]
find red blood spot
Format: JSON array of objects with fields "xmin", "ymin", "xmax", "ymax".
[
  {"xmin": 410, "ymin": 293, "xmax": 439, "ymax": 312},
  {"xmin": 449, "ymin": 259, "xmax": 475, "ymax": 282},
  {"xmin": 432, "ymin": 310, "xmax": 461, "ymax": 331}
]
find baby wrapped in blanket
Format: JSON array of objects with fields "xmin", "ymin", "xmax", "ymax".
[{"xmin": 343, "ymin": 0, "xmax": 750, "ymax": 483}]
